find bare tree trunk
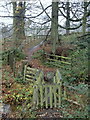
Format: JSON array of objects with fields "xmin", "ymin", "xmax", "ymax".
[
  {"xmin": 13, "ymin": 2, "xmax": 17, "ymax": 47},
  {"xmin": 17, "ymin": 2, "xmax": 26, "ymax": 40},
  {"xmin": 51, "ymin": 1, "xmax": 58, "ymax": 54},
  {"xmin": 13, "ymin": 2, "xmax": 26, "ymax": 48},
  {"xmin": 82, "ymin": 1, "xmax": 87, "ymax": 35},
  {"xmin": 12, "ymin": 2, "xmax": 26, "ymax": 76},
  {"xmin": 66, "ymin": 1, "xmax": 70, "ymax": 35}
]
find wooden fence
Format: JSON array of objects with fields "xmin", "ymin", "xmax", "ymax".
[
  {"xmin": 22, "ymin": 65, "xmax": 86, "ymax": 109},
  {"xmin": 2, "ymin": 50, "xmax": 16, "ymax": 76},
  {"xmin": 23, "ymin": 65, "xmax": 40, "ymax": 83},
  {"xmin": 44, "ymin": 53, "xmax": 72, "ymax": 69},
  {"xmin": 31, "ymin": 51, "xmax": 72, "ymax": 69}
]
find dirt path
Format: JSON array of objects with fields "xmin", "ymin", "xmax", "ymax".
[
  {"xmin": 26, "ymin": 40, "xmax": 44, "ymax": 61},
  {"xmin": 36, "ymin": 108, "xmax": 63, "ymax": 118},
  {"xmin": 26, "ymin": 41, "xmax": 56, "ymax": 73}
]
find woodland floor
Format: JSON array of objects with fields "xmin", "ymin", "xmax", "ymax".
[
  {"xmin": 2, "ymin": 39, "xmax": 60, "ymax": 119},
  {"xmin": 1, "ymin": 37, "xmax": 88, "ymax": 119}
]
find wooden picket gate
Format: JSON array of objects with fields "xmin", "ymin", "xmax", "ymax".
[
  {"xmin": 33, "ymin": 69, "xmax": 62, "ymax": 109},
  {"xmin": 33, "ymin": 84, "xmax": 62, "ymax": 109}
]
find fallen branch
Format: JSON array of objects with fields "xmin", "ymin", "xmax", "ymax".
[{"xmin": 65, "ymin": 98, "xmax": 82, "ymax": 106}]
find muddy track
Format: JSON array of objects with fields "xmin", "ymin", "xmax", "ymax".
[{"xmin": 27, "ymin": 40, "xmax": 44, "ymax": 61}]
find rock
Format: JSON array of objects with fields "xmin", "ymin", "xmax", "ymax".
[{"xmin": 0, "ymin": 103, "xmax": 11, "ymax": 117}]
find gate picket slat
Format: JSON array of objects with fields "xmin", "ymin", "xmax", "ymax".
[
  {"xmin": 40, "ymin": 85, "xmax": 43, "ymax": 108},
  {"xmin": 33, "ymin": 85, "xmax": 37, "ymax": 109},
  {"xmin": 36, "ymin": 86, "xmax": 39, "ymax": 107},
  {"xmin": 45, "ymin": 86, "xmax": 48, "ymax": 108},
  {"xmin": 58, "ymin": 86, "xmax": 61, "ymax": 106},
  {"xmin": 50, "ymin": 86, "xmax": 53, "ymax": 108},
  {"xmin": 54, "ymin": 86, "xmax": 57, "ymax": 108}
]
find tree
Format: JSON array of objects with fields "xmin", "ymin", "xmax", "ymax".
[
  {"xmin": 13, "ymin": 2, "xmax": 17, "ymax": 47},
  {"xmin": 66, "ymin": 1, "xmax": 70, "ymax": 35},
  {"xmin": 82, "ymin": 1, "xmax": 88, "ymax": 35},
  {"xmin": 51, "ymin": 1, "xmax": 58, "ymax": 54},
  {"xmin": 13, "ymin": 2, "xmax": 26, "ymax": 48}
]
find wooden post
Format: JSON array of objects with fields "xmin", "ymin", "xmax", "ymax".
[
  {"xmin": 23, "ymin": 64, "xmax": 27, "ymax": 81},
  {"xmin": 13, "ymin": 57, "xmax": 16, "ymax": 77},
  {"xmin": 21, "ymin": 60, "xmax": 28, "ymax": 76}
]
